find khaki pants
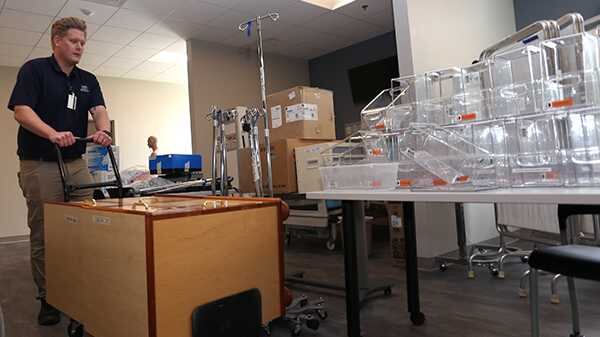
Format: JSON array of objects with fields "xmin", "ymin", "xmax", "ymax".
[{"xmin": 17, "ymin": 158, "xmax": 93, "ymax": 299}]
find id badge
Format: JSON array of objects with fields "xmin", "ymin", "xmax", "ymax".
[{"xmin": 67, "ymin": 92, "xmax": 77, "ymax": 110}]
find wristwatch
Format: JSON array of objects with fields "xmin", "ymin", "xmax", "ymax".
[{"xmin": 101, "ymin": 130, "xmax": 113, "ymax": 137}]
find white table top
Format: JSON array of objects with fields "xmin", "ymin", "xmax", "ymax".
[{"xmin": 306, "ymin": 188, "xmax": 600, "ymax": 205}]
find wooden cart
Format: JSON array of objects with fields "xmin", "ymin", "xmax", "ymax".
[{"xmin": 44, "ymin": 195, "xmax": 285, "ymax": 337}]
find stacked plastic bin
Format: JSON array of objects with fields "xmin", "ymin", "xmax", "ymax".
[{"xmin": 318, "ymin": 30, "xmax": 600, "ymax": 191}]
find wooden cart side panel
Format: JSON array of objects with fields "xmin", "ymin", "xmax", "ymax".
[
  {"xmin": 153, "ymin": 206, "xmax": 283, "ymax": 337},
  {"xmin": 45, "ymin": 204, "xmax": 150, "ymax": 337}
]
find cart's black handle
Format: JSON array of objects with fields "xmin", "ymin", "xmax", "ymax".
[{"xmin": 55, "ymin": 137, "xmax": 123, "ymax": 202}]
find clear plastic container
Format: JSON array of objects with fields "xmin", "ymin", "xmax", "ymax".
[
  {"xmin": 319, "ymin": 162, "xmax": 400, "ymax": 190},
  {"xmin": 361, "ymin": 88, "xmax": 402, "ymax": 131},
  {"xmin": 444, "ymin": 119, "xmax": 511, "ymax": 187},
  {"xmin": 420, "ymin": 68, "xmax": 466, "ymax": 126},
  {"xmin": 541, "ymin": 32, "xmax": 600, "ymax": 111},
  {"xmin": 460, "ymin": 60, "xmax": 495, "ymax": 123},
  {"xmin": 565, "ymin": 106, "xmax": 600, "ymax": 186},
  {"xmin": 402, "ymin": 124, "xmax": 497, "ymax": 190},
  {"xmin": 492, "ymin": 44, "xmax": 544, "ymax": 117},
  {"xmin": 505, "ymin": 112, "xmax": 565, "ymax": 187}
]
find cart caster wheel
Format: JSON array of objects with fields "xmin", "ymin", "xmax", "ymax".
[
  {"xmin": 262, "ymin": 323, "xmax": 272, "ymax": 336},
  {"xmin": 491, "ymin": 268, "xmax": 499, "ymax": 277},
  {"xmin": 306, "ymin": 317, "xmax": 320, "ymax": 330},
  {"xmin": 497, "ymin": 270, "xmax": 505, "ymax": 279},
  {"xmin": 551, "ymin": 294, "xmax": 560, "ymax": 304},
  {"xmin": 439, "ymin": 263, "xmax": 448, "ymax": 272},
  {"xmin": 521, "ymin": 255, "xmax": 529, "ymax": 264},
  {"xmin": 290, "ymin": 324, "xmax": 302, "ymax": 337},
  {"xmin": 410, "ymin": 312, "xmax": 426, "ymax": 326},
  {"xmin": 326, "ymin": 240, "xmax": 336, "ymax": 251},
  {"xmin": 384, "ymin": 287, "xmax": 392, "ymax": 296},
  {"xmin": 67, "ymin": 321, "xmax": 84, "ymax": 337},
  {"xmin": 317, "ymin": 309, "xmax": 328, "ymax": 320}
]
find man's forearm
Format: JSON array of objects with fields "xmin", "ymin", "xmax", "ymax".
[
  {"xmin": 91, "ymin": 106, "xmax": 110, "ymax": 132},
  {"xmin": 13, "ymin": 105, "xmax": 56, "ymax": 139}
]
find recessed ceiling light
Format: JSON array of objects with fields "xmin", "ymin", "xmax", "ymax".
[{"xmin": 300, "ymin": 0, "xmax": 357, "ymax": 10}]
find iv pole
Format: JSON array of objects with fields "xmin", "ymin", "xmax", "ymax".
[{"xmin": 239, "ymin": 12, "xmax": 279, "ymax": 197}]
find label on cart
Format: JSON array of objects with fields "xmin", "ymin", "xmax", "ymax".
[
  {"xmin": 93, "ymin": 215, "xmax": 112, "ymax": 225},
  {"xmin": 271, "ymin": 105, "xmax": 282, "ymax": 128},
  {"xmin": 512, "ymin": 167, "xmax": 552, "ymax": 174},
  {"xmin": 390, "ymin": 215, "xmax": 403, "ymax": 228},
  {"xmin": 306, "ymin": 159, "xmax": 320, "ymax": 169},
  {"xmin": 286, "ymin": 104, "xmax": 318, "ymax": 122}
]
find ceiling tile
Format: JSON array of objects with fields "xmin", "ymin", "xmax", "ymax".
[
  {"xmin": 233, "ymin": 0, "xmax": 328, "ymax": 25},
  {"xmin": 58, "ymin": 0, "xmax": 119, "ymax": 25},
  {"xmin": 132, "ymin": 60, "xmax": 173, "ymax": 73},
  {"xmin": 147, "ymin": 18, "xmax": 201, "ymax": 39},
  {"xmin": 123, "ymin": 70, "xmax": 155, "ymax": 81},
  {"xmin": 231, "ymin": 0, "xmax": 287, "ymax": 16},
  {"xmin": 79, "ymin": 52, "xmax": 109, "ymax": 66},
  {"xmin": 0, "ymin": 28, "xmax": 42, "ymax": 46},
  {"xmin": 86, "ymin": 23, "xmax": 101, "ymax": 36},
  {"xmin": 77, "ymin": 63, "xmax": 97, "ymax": 72},
  {"xmin": 113, "ymin": 45, "xmax": 159, "ymax": 60},
  {"xmin": 36, "ymin": 33, "xmax": 51, "ymax": 49},
  {"xmin": 27, "ymin": 47, "xmax": 51, "ymax": 60},
  {"xmin": 92, "ymin": 25, "xmax": 140, "ymax": 44},
  {"xmin": 154, "ymin": 68, "xmax": 187, "ymax": 84},
  {"xmin": 0, "ymin": 53, "xmax": 25, "ymax": 67},
  {"xmin": 202, "ymin": 0, "xmax": 240, "ymax": 9},
  {"xmin": 129, "ymin": 32, "xmax": 178, "ymax": 50},
  {"xmin": 105, "ymin": 8, "xmax": 162, "ymax": 31},
  {"xmin": 4, "ymin": 0, "xmax": 66, "ymax": 16},
  {"xmin": 84, "ymin": 40, "xmax": 123, "ymax": 56},
  {"xmin": 170, "ymin": 0, "xmax": 228, "ymax": 25},
  {"xmin": 335, "ymin": 0, "xmax": 391, "ymax": 20},
  {"xmin": 206, "ymin": 9, "xmax": 253, "ymax": 31},
  {"xmin": 367, "ymin": 9, "xmax": 394, "ymax": 30},
  {"xmin": 0, "ymin": 9, "xmax": 54, "ymax": 32},
  {"xmin": 305, "ymin": 11, "xmax": 381, "ymax": 39},
  {"xmin": 95, "ymin": 65, "xmax": 127, "ymax": 77},
  {"xmin": 121, "ymin": 0, "xmax": 183, "ymax": 15},
  {"xmin": 164, "ymin": 40, "xmax": 187, "ymax": 55},
  {"xmin": 190, "ymin": 24, "xmax": 237, "ymax": 43},
  {"xmin": 0, "ymin": 43, "xmax": 33, "ymax": 58},
  {"xmin": 100, "ymin": 56, "xmax": 143, "ymax": 69}
]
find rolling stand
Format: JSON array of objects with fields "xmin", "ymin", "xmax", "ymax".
[{"xmin": 284, "ymin": 199, "xmax": 394, "ymax": 308}]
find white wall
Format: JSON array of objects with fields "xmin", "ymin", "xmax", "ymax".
[
  {"xmin": 407, "ymin": 0, "xmax": 516, "ymax": 73},
  {"xmin": 392, "ymin": 0, "xmax": 517, "ymax": 258},
  {"xmin": 0, "ymin": 65, "xmax": 191, "ymax": 238}
]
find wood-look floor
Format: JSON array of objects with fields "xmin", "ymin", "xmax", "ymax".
[{"xmin": 1, "ymin": 231, "xmax": 599, "ymax": 337}]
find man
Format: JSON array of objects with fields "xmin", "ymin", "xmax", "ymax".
[
  {"xmin": 7, "ymin": 17, "xmax": 112, "ymax": 326},
  {"xmin": 147, "ymin": 135, "xmax": 158, "ymax": 160}
]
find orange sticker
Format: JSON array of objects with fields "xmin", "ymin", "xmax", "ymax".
[
  {"xmin": 375, "ymin": 122, "xmax": 386, "ymax": 129},
  {"xmin": 372, "ymin": 180, "xmax": 382, "ymax": 188},
  {"xmin": 456, "ymin": 175, "xmax": 470, "ymax": 182},
  {"xmin": 432, "ymin": 178, "xmax": 448, "ymax": 186},
  {"xmin": 458, "ymin": 112, "xmax": 477, "ymax": 121},
  {"xmin": 543, "ymin": 171, "xmax": 560, "ymax": 180},
  {"xmin": 549, "ymin": 97, "xmax": 574, "ymax": 108},
  {"xmin": 399, "ymin": 179, "xmax": 413, "ymax": 187},
  {"xmin": 371, "ymin": 148, "xmax": 383, "ymax": 155}
]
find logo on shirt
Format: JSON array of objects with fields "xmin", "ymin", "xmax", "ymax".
[{"xmin": 80, "ymin": 85, "xmax": 90, "ymax": 93}]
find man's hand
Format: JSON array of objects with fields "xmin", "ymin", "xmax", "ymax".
[
  {"xmin": 49, "ymin": 131, "xmax": 76, "ymax": 148},
  {"xmin": 91, "ymin": 130, "xmax": 112, "ymax": 147}
]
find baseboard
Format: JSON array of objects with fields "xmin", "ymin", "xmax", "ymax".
[{"xmin": 0, "ymin": 235, "xmax": 29, "ymax": 244}]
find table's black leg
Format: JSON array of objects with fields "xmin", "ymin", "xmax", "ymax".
[
  {"xmin": 342, "ymin": 200, "xmax": 361, "ymax": 337},
  {"xmin": 402, "ymin": 202, "xmax": 425, "ymax": 326}
]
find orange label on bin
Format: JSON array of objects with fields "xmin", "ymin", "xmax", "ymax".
[
  {"xmin": 372, "ymin": 180, "xmax": 382, "ymax": 188},
  {"xmin": 543, "ymin": 171, "xmax": 560, "ymax": 180},
  {"xmin": 399, "ymin": 179, "xmax": 413, "ymax": 187},
  {"xmin": 456, "ymin": 175, "xmax": 470, "ymax": 183},
  {"xmin": 432, "ymin": 178, "xmax": 448, "ymax": 186},
  {"xmin": 371, "ymin": 148, "xmax": 383, "ymax": 156},
  {"xmin": 374, "ymin": 122, "xmax": 385, "ymax": 129},
  {"xmin": 458, "ymin": 112, "xmax": 477, "ymax": 121},
  {"xmin": 549, "ymin": 97, "xmax": 574, "ymax": 108}
]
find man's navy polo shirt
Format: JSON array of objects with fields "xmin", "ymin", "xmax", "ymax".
[{"xmin": 8, "ymin": 55, "xmax": 106, "ymax": 160}]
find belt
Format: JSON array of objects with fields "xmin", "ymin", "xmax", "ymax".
[{"xmin": 20, "ymin": 156, "xmax": 82, "ymax": 162}]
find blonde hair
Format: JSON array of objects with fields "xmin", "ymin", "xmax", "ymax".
[{"xmin": 50, "ymin": 17, "xmax": 87, "ymax": 48}]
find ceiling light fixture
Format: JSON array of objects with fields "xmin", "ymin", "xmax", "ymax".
[
  {"xmin": 80, "ymin": 8, "xmax": 95, "ymax": 17},
  {"xmin": 300, "ymin": 0, "xmax": 357, "ymax": 10}
]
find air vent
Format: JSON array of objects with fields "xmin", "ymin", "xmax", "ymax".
[{"xmin": 81, "ymin": 0, "xmax": 128, "ymax": 8}]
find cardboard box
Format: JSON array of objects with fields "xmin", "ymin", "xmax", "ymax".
[
  {"xmin": 295, "ymin": 141, "xmax": 339, "ymax": 193},
  {"xmin": 237, "ymin": 139, "xmax": 325, "ymax": 194},
  {"xmin": 267, "ymin": 86, "xmax": 336, "ymax": 141},
  {"xmin": 385, "ymin": 202, "xmax": 405, "ymax": 265}
]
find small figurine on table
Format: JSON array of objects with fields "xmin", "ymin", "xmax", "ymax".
[{"xmin": 147, "ymin": 136, "xmax": 158, "ymax": 160}]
